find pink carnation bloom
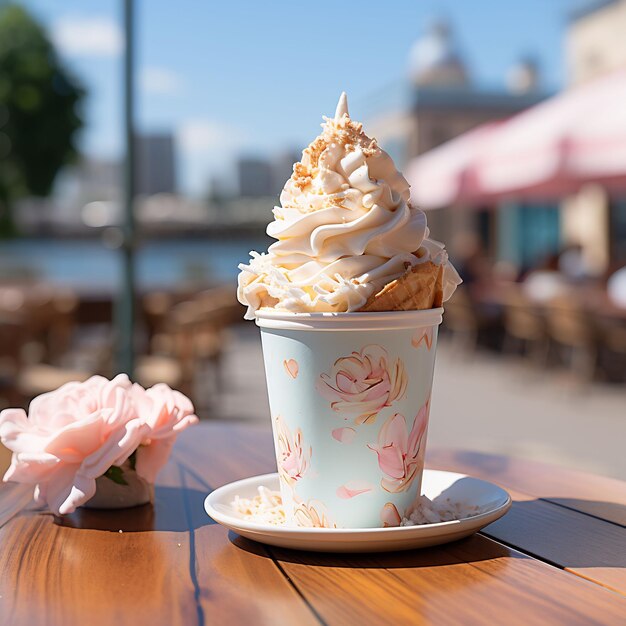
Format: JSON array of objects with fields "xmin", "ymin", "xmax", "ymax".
[
  {"xmin": 380, "ymin": 502, "xmax": 402, "ymax": 527},
  {"xmin": 0, "ymin": 375, "xmax": 197, "ymax": 516},
  {"xmin": 274, "ymin": 415, "xmax": 311, "ymax": 488},
  {"xmin": 368, "ymin": 400, "xmax": 430, "ymax": 493},
  {"xmin": 293, "ymin": 500, "xmax": 336, "ymax": 528},
  {"xmin": 131, "ymin": 383, "xmax": 198, "ymax": 484},
  {"xmin": 317, "ymin": 345, "xmax": 407, "ymax": 425}
]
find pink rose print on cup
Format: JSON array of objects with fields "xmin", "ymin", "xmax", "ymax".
[
  {"xmin": 367, "ymin": 399, "xmax": 430, "ymax": 493},
  {"xmin": 336, "ymin": 480, "xmax": 373, "ymax": 499},
  {"xmin": 317, "ymin": 345, "xmax": 408, "ymax": 425},
  {"xmin": 274, "ymin": 415, "xmax": 311, "ymax": 488},
  {"xmin": 380, "ymin": 502, "xmax": 402, "ymax": 527},
  {"xmin": 293, "ymin": 500, "xmax": 336, "ymax": 528},
  {"xmin": 331, "ymin": 427, "xmax": 356, "ymax": 444}
]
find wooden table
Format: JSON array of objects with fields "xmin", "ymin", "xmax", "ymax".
[{"xmin": 1, "ymin": 422, "xmax": 625, "ymax": 626}]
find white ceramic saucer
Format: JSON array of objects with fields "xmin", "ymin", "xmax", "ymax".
[{"xmin": 204, "ymin": 470, "xmax": 511, "ymax": 553}]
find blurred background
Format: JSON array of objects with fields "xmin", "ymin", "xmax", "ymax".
[{"xmin": 0, "ymin": 0, "xmax": 625, "ymax": 479}]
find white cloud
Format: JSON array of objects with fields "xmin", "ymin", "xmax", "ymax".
[
  {"xmin": 177, "ymin": 119, "xmax": 246, "ymax": 154},
  {"xmin": 140, "ymin": 66, "xmax": 183, "ymax": 95},
  {"xmin": 51, "ymin": 16, "xmax": 123, "ymax": 57},
  {"xmin": 177, "ymin": 119, "xmax": 248, "ymax": 195}
]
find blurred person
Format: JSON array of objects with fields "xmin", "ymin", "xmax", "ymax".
[
  {"xmin": 451, "ymin": 232, "xmax": 491, "ymax": 288},
  {"xmin": 522, "ymin": 252, "xmax": 569, "ymax": 303},
  {"xmin": 607, "ymin": 265, "xmax": 626, "ymax": 309},
  {"xmin": 492, "ymin": 260, "xmax": 519, "ymax": 283},
  {"xmin": 558, "ymin": 243, "xmax": 590, "ymax": 282}
]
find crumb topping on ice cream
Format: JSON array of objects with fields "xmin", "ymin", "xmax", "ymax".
[{"xmin": 238, "ymin": 93, "xmax": 461, "ymax": 318}]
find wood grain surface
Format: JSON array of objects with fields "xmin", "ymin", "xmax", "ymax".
[
  {"xmin": 426, "ymin": 449, "xmax": 626, "ymax": 594},
  {"xmin": 427, "ymin": 449, "xmax": 626, "ymax": 525},
  {"xmin": 0, "ymin": 421, "xmax": 624, "ymax": 626}
]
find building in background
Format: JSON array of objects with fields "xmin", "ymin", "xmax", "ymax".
[
  {"xmin": 366, "ymin": 20, "xmax": 546, "ymax": 167},
  {"xmin": 237, "ymin": 151, "xmax": 302, "ymax": 199},
  {"xmin": 25, "ymin": 134, "xmax": 179, "ymax": 233},
  {"xmin": 567, "ymin": 0, "xmax": 626, "ymax": 85},
  {"xmin": 13, "ymin": 158, "xmax": 121, "ymax": 233},
  {"xmin": 59, "ymin": 158, "xmax": 120, "ymax": 210},
  {"xmin": 364, "ymin": 20, "xmax": 550, "ymax": 268},
  {"xmin": 271, "ymin": 150, "xmax": 301, "ymax": 196},
  {"xmin": 237, "ymin": 157, "xmax": 273, "ymax": 197},
  {"xmin": 563, "ymin": 0, "xmax": 626, "ymax": 272},
  {"xmin": 135, "ymin": 133, "xmax": 177, "ymax": 196}
]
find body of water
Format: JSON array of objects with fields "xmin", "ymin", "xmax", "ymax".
[{"xmin": 0, "ymin": 237, "xmax": 270, "ymax": 292}]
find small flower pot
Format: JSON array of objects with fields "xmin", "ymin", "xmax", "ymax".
[{"xmin": 82, "ymin": 462, "xmax": 154, "ymax": 510}]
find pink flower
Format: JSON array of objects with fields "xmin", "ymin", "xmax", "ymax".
[
  {"xmin": 0, "ymin": 375, "xmax": 198, "ymax": 516},
  {"xmin": 293, "ymin": 500, "xmax": 336, "ymax": 528},
  {"xmin": 331, "ymin": 427, "xmax": 356, "ymax": 444},
  {"xmin": 380, "ymin": 502, "xmax": 402, "ymax": 527},
  {"xmin": 274, "ymin": 415, "xmax": 311, "ymax": 488},
  {"xmin": 367, "ymin": 400, "xmax": 430, "ymax": 493},
  {"xmin": 131, "ymin": 383, "xmax": 199, "ymax": 484},
  {"xmin": 317, "ymin": 345, "xmax": 407, "ymax": 425},
  {"xmin": 336, "ymin": 480, "xmax": 373, "ymax": 499}
]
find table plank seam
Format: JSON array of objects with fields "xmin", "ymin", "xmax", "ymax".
[
  {"xmin": 178, "ymin": 463, "xmax": 208, "ymax": 626},
  {"xmin": 172, "ymin": 452, "xmax": 325, "ymax": 624},
  {"xmin": 475, "ymin": 531, "xmax": 572, "ymax": 573},
  {"xmin": 569, "ymin": 569, "xmax": 626, "ymax": 598},
  {"xmin": 268, "ymin": 550, "xmax": 328, "ymax": 626},
  {"xmin": 172, "ymin": 452, "xmax": 214, "ymax": 494},
  {"xmin": 426, "ymin": 454, "xmax": 626, "ymax": 527},
  {"xmin": 538, "ymin": 497, "xmax": 626, "ymax": 530},
  {"xmin": 479, "ymin": 532, "xmax": 626, "ymax": 598}
]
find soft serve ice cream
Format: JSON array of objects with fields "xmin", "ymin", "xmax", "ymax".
[{"xmin": 238, "ymin": 93, "xmax": 461, "ymax": 318}]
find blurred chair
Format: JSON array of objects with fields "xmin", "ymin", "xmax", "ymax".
[
  {"xmin": 0, "ymin": 284, "xmax": 90, "ymax": 408},
  {"xmin": 595, "ymin": 313, "xmax": 626, "ymax": 383},
  {"xmin": 16, "ymin": 364, "xmax": 90, "ymax": 400},
  {"xmin": 47, "ymin": 289, "xmax": 80, "ymax": 364},
  {"xmin": 544, "ymin": 294, "xmax": 599, "ymax": 382},
  {"xmin": 0, "ymin": 314, "xmax": 25, "ymax": 406},
  {"xmin": 442, "ymin": 286, "xmax": 494, "ymax": 353},
  {"xmin": 136, "ymin": 299, "xmax": 196, "ymax": 397},
  {"xmin": 140, "ymin": 286, "xmax": 238, "ymax": 410},
  {"xmin": 502, "ymin": 286, "xmax": 549, "ymax": 366},
  {"xmin": 170, "ymin": 296, "xmax": 225, "ymax": 402},
  {"xmin": 6, "ymin": 284, "xmax": 79, "ymax": 366},
  {"xmin": 135, "ymin": 354, "xmax": 183, "ymax": 390},
  {"xmin": 142, "ymin": 290, "xmax": 175, "ymax": 348},
  {"xmin": 194, "ymin": 285, "xmax": 242, "ymax": 328}
]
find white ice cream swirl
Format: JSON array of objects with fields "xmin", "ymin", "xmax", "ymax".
[{"xmin": 238, "ymin": 93, "xmax": 460, "ymax": 318}]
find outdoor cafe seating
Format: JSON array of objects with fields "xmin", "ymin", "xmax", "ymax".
[
  {"xmin": 0, "ymin": 282, "xmax": 240, "ymax": 412},
  {"xmin": 450, "ymin": 279, "xmax": 626, "ymax": 383}
]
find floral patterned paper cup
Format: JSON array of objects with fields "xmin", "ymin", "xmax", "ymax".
[{"xmin": 256, "ymin": 308, "xmax": 442, "ymax": 529}]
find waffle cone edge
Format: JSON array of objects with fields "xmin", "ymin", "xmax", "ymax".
[{"xmin": 359, "ymin": 261, "xmax": 444, "ymax": 312}]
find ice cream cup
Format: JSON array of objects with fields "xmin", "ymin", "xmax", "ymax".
[{"xmin": 256, "ymin": 308, "xmax": 442, "ymax": 529}]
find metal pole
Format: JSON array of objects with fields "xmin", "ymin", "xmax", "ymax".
[{"xmin": 115, "ymin": 0, "xmax": 136, "ymax": 376}]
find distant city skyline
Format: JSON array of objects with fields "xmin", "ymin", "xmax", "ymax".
[{"xmin": 22, "ymin": 0, "xmax": 579, "ymax": 196}]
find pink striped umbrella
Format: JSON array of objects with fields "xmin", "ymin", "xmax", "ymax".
[
  {"xmin": 407, "ymin": 122, "xmax": 502, "ymax": 209},
  {"xmin": 406, "ymin": 69, "xmax": 626, "ymax": 206},
  {"xmin": 475, "ymin": 68, "xmax": 626, "ymax": 198}
]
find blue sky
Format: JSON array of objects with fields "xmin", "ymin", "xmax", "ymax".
[{"xmin": 23, "ymin": 0, "xmax": 578, "ymax": 195}]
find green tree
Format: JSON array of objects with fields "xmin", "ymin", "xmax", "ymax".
[{"xmin": 0, "ymin": 4, "xmax": 84, "ymax": 236}]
